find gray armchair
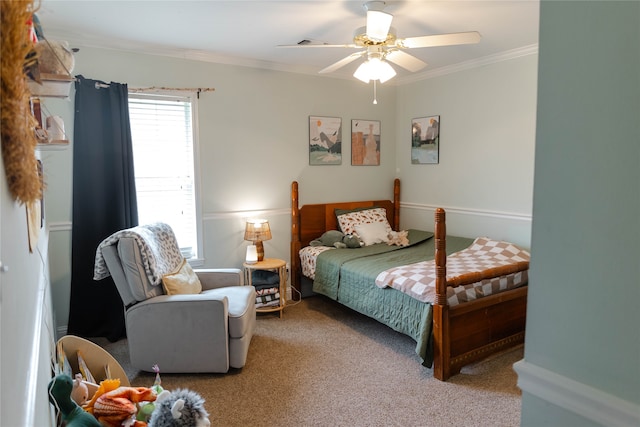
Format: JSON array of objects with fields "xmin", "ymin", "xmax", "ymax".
[{"xmin": 97, "ymin": 223, "xmax": 256, "ymax": 373}]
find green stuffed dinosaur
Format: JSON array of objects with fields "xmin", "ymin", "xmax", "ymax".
[
  {"xmin": 48, "ymin": 374, "xmax": 101, "ymax": 427},
  {"xmin": 309, "ymin": 230, "xmax": 361, "ymax": 248}
]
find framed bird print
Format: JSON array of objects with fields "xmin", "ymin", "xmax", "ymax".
[{"xmin": 309, "ymin": 115, "xmax": 342, "ymax": 165}]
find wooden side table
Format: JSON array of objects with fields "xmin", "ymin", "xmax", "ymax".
[{"xmin": 243, "ymin": 258, "xmax": 287, "ymax": 318}]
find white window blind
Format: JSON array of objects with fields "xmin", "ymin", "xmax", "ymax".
[{"xmin": 128, "ymin": 93, "xmax": 200, "ymax": 259}]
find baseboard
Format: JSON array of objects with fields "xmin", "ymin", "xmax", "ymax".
[{"xmin": 514, "ymin": 360, "xmax": 640, "ymax": 427}]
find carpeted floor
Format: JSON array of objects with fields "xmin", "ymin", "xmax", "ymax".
[{"xmin": 93, "ymin": 296, "xmax": 523, "ymax": 426}]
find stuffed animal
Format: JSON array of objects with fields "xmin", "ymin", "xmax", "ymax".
[
  {"xmin": 83, "ymin": 378, "xmax": 156, "ymax": 427},
  {"xmin": 34, "ymin": 39, "xmax": 75, "ymax": 75},
  {"xmin": 342, "ymin": 234, "xmax": 361, "ymax": 248},
  {"xmin": 148, "ymin": 389, "xmax": 210, "ymax": 427},
  {"xmin": 91, "ymin": 385, "xmax": 156, "ymax": 427},
  {"xmin": 310, "ymin": 230, "xmax": 344, "ymax": 247},
  {"xmin": 48, "ymin": 374, "xmax": 102, "ymax": 427},
  {"xmin": 70, "ymin": 373, "xmax": 89, "ymax": 406},
  {"xmin": 310, "ymin": 230, "xmax": 361, "ymax": 248},
  {"xmin": 387, "ymin": 230, "xmax": 409, "ymax": 247},
  {"xmin": 137, "ymin": 364, "xmax": 165, "ymax": 423}
]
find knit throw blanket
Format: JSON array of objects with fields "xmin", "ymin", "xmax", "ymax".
[{"xmin": 93, "ymin": 223, "xmax": 183, "ymax": 286}]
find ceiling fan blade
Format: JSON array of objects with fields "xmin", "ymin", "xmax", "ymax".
[
  {"xmin": 277, "ymin": 43, "xmax": 359, "ymax": 49},
  {"xmin": 397, "ymin": 31, "xmax": 481, "ymax": 49},
  {"xmin": 385, "ymin": 50, "xmax": 427, "ymax": 72},
  {"xmin": 318, "ymin": 52, "xmax": 366, "ymax": 74}
]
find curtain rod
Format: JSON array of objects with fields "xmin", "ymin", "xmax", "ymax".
[
  {"xmin": 129, "ymin": 87, "xmax": 215, "ymax": 97},
  {"xmin": 94, "ymin": 84, "xmax": 216, "ymax": 98}
]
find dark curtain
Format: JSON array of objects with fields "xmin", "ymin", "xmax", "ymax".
[{"xmin": 67, "ymin": 76, "xmax": 138, "ymax": 342}]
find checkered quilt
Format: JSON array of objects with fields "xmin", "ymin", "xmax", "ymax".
[{"xmin": 375, "ymin": 237, "xmax": 530, "ymax": 306}]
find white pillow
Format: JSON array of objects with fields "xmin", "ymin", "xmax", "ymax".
[
  {"xmin": 336, "ymin": 207, "xmax": 393, "ymax": 236},
  {"xmin": 355, "ymin": 222, "xmax": 389, "ymax": 246}
]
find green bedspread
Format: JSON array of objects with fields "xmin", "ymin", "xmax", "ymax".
[{"xmin": 312, "ymin": 230, "xmax": 474, "ymax": 367}]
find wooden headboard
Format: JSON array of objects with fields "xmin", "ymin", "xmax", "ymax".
[{"xmin": 290, "ymin": 179, "xmax": 401, "ymax": 298}]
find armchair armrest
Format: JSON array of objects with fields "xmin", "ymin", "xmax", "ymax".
[
  {"xmin": 125, "ymin": 293, "xmax": 230, "ymax": 372},
  {"xmin": 195, "ymin": 268, "xmax": 243, "ymax": 290}
]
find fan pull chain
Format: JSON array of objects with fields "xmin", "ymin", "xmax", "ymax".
[{"xmin": 373, "ymin": 80, "xmax": 378, "ymax": 105}]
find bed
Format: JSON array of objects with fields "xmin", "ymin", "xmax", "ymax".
[{"xmin": 290, "ymin": 179, "xmax": 529, "ymax": 380}]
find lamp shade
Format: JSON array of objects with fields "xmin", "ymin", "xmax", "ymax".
[
  {"xmin": 245, "ymin": 219, "xmax": 271, "ymax": 262},
  {"xmin": 244, "ymin": 219, "xmax": 272, "ymax": 242}
]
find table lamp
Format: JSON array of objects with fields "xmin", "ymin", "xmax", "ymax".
[{"xmin": 244, "ymin": 219, "xmax": 272, "ymax": 262}]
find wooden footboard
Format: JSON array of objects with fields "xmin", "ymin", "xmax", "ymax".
[{"xmin": 432, "ymin": 208, "xmax": 528, "ymax": 380}]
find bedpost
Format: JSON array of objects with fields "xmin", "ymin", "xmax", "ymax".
[
  {"xmin": 432, "ymin": 207, "xmax": 450, "ymax": 380},
  {"xmin": 393, "ymin": 178, "xmax": 400, "ymax": 231},
  {"xmin": 434, "ymin": 208, "xmax": 447, "ymax": 305},
  {"xmin": 291, "ymin": 181, "xmax": 301, "ymax": 301}
]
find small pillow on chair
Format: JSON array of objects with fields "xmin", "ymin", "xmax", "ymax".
[{"xmin": 162, "ymin": 258, "xmax": 202, "ymax": 295}]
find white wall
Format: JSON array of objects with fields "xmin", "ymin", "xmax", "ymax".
[
  {"xmin": 396, "ymin": 54, "xmax": 537, "ymax": 248},
  {"xmin": 42, "ymin": 47, "xmax": 397, "ymax": 334},
  {"xmin": 516, "ymin": 1, "xmax": 640, "ymax": 426},
  {"xmin": 41, "ymin": 47, "xmax": 538, "ymax": 336},
  {"xmin": 1, "ymin": 155, "xmax": 56, "ymax": 426}
]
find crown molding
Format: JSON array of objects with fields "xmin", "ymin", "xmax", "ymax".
[
  {"xmin": 50, "ymin": 29, "xmax": 538, "ymax": 85},
  {"xmin": 45, "ymin": 30, "xmax": 329, "ymax": 77},
  {"xmin": 396, "ymin": 44, "xmax": 539, "ymax": 84}
]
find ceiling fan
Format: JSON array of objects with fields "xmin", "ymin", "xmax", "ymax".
[{"xmin": 278, "ymin": 1, "xmax": 481, "ymax": 83}]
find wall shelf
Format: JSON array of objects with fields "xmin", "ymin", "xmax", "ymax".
[
  {"xmin": 28, "ymin": 73, "xmax": 74, "ymax": 98},
  {"xmin": 37, "ymin": 140, "xmax": 69, "ymax": 151}
]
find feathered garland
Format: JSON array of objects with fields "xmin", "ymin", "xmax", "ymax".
[{"xmin": 1, "ymin": 0, "xmax": 42, "ymax": 204}]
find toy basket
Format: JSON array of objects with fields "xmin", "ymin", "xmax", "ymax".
[{"xmin": 57, "ymin": 335, "xmax": 130, "ymax": 393}]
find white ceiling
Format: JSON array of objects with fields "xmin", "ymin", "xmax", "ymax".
[{"xmin": 36, "ymin": 0, "xmax": 540, "ymax": 83}]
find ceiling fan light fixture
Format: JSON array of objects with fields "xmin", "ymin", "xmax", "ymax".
[
  {"xmin": 366, "ymin": 10, "xmax": 393, "ymax": 42},
  {"xmin": 374, "ymin": 58, "xmax": 396, "ymax": 83},
  {"xmin": 369, "ymin": 58, "xmax": 396, "ymax": 83},
  {"xmin": 353, "ymin": 57, "xmax": 396, "ymax": 84},
  {"xmin": 353, "ymin": 61, "xmax": 372, "ymax": 83}
]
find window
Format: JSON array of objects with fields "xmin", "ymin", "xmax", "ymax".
[{"xmin": 128, "ymin": 93, "xmax": 201, "ymax": 260}]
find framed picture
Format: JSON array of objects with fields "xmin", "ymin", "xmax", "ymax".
[
  {"xmin": 309, "ymin": 115, "xmax": 342, "ymax": 165},
  {"xmin": 411, "ymin": 115, "xmax": 440, "ymax": 164},
  {"xmin": 351, "ymin": 119, "xmax": 380, "ymax": 166}
]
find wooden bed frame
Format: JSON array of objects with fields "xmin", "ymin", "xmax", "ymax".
[{"xmin": 290, "ymin": 179, "xmax": 528, "ymax": 380}]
